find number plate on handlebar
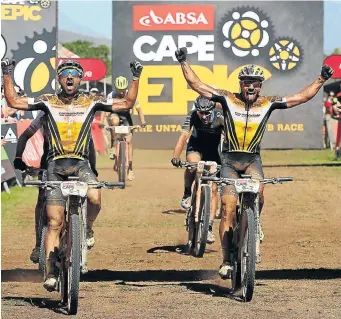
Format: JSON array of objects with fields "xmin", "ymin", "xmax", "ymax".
[
  {"xmin": 61, "ymin": 182, "xmax": 88, "ymax": 197},
  {"xmin": 235, "ymin": 179, "xmax": 260, "ymax": 194},
  {"xmin": 114, "ymin": 126, "xmax": 130, "ymax": 134},
  {"xmin": 197, "ymin": 161, "xmax": 205, "ymax": 173}
]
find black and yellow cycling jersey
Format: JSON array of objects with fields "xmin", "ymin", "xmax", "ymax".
[
  {"xmin": 27, "ymin": 93, "xmax": 114, "ymax": 161},
  {"xmin": 212, "ymin": 92, "xmax": 287, "ymax": 153}
]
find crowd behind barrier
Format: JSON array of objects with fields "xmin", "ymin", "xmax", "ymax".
[{"xmin": 1, "ymin": 86, "xmax": 341, "ymax": 192}]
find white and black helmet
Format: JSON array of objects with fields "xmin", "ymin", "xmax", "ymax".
[
  {"xmin": 238, "ymin": 64, "xmax": 265, "ymax": 81},
  {"xmin": 194, "ymin": 96, "xmax": 216, "ymax": 112}
]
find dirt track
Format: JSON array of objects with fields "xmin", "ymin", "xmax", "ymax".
[{"xmin": 2, "ymin": 150, "xmax": 341, "ymax": 318}]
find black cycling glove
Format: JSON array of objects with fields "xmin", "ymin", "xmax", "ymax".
[
  {"xmin": 130, "ymin": 61, "xmax": 143, "ymax": 80},
  {"xmin": 1, "ymin": 58, "xmax": 15, "ymax": 75},
  {"xmin": 13, "ymin": 157, "xmax": 27, "ymax": 171},
  {"xmin": 171, "ymin": 158, "xmax": 182, "ymax": 167},
  {"xmin": 320, "ymin": 65, "xmax": 334, "ymax": 81},
  {"xmin": 175, "ymin": 47, "xmax": 187, "ymax": 63}
]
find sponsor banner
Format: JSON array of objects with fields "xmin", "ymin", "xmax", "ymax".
[
  {"xmin": 1, "ymin": 123, "xmax": 22, "ymax": 183},
  {"xmin": 16, "ymin": 119, "xmax": 44, "ymax": 168},
  {"xmin": 133, "ymin": 5, "xmax": 215, "ymax": 31},
  {"xmin": 323, "ymin": 55, "xmax": 341, "ymax": 79},
  {"xmin": 57, "ymin": 58, "xmax": 107, "ymax": 81},
  {"xmin": 113, "ymin": 1, "xmax": 324, "ymax": 149},
  {"xmin": 1, "ymin": 147, "xmax": 16, "ymax": 183},
  {"xmin": 1, "ymin": 0, "xmax": 57, "ymax": 97}
]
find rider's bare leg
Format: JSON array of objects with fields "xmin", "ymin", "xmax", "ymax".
[
  {"xmin": 45, "ymin": 205, "xmax": 64, "ymax": 277},
  {"xmin": 126, "ymin": 134, "xmax": 134, "ymax": 180},
  {"xmin": 184, "ymin": 152, "xmax": 201, "ymax": 198},
  {"xmin": 220, "ymin": 193, "xmax": 238, "ymax": 263},
  {"xmin": 87, "ymin": 189, "xmax": 101, "ymax": 230},
  {"xmin": 210, "ymin": 183, "xmax": 218, "ymax": 224},
  {"xmin": 109, "ymin": 115, "xmax": 120, "ymax": 158}
]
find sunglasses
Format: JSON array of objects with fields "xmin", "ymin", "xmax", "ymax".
[
  {"xmin": 59, "ymin": 69, "xmax": 81, "ymax": 78},
  {"xmin": 198, "ymin": 111, "xmax": 212, "ymax": 117},
  {"xmin": 241, "ymin": 80, "xmax": 262, "ymax": 88}
]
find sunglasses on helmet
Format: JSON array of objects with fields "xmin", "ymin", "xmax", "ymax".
[
  {"xmin": 241, "ymin": 79, "xmax": 262, "ymax": 88},
  {"xmin": 59, "ymin": 69, "xmax": 81, "ymax": 78}
]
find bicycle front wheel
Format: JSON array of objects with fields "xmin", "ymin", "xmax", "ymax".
[
  {"xmin": 240, "ymin": 207, "xmax": 256, "ymax": 302},
  {"xmin": 193, "ymin": 185, "xmax": 211, "ymax": 258},
  {"xmin": 65, "ymin": 213, "xmax": 81, "ymax": 315},
  {"xmin": 118, "ymin": 142, "xmax": 126, "ymax": 187}
]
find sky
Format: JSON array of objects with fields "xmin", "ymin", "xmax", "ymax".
[{"xmin": 58, "ymin": 0, "xmax": 341, "ymax": 54}]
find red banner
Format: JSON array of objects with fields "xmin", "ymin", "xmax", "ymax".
[
  {"xmin": 323, "ymin": 55, "xmax": 341, "ymax": 79},
  {"xmin": 16, "ymin": 119, "xmax": 44, "ymax": 168},
  {"xmin": 57, "ymin": 58, "xmax": 107, "ymax": 81}
]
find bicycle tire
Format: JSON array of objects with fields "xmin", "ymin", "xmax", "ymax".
[
  {"xmin": 38, "ymin": 202, "xmax": 47, "ymax": 272},
  {"xmin": 66, "ymin": 213, "xmax": 81, "ymax": 315},
  {"xmin": 193, "ymin": 185, "xmax": 211, "ymax": 257},
  {"xmin": 240, "ymin": 207, "xmax": 256, "ymax": 302},
  {"xmin": 118, "ymin": 142, "xmax": 126, "ymax": 187}
]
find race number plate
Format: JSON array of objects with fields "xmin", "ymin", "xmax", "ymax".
[
  {"xmin": 205, "ymin": 161, "xmax": 217, "ymax": 174},
  {"xmin": 114, "ymin": 126, "xmax": 130, "ymax": 134},
  {"xmin": 61, "ymin": 182, "xmax": 88, "ymax": 197},
  {"xmin": 234, "ymin": 179, "xmax": 260, "ymax": 194},
  {"xmin": 197, "ymin": 161, "xmax": 205, "ymax": 173}
]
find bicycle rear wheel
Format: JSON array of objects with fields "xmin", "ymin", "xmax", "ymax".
[
  {"xmin": 64, "ymin": 212, "xmax": 81, "ymax": 315},
  {"xmin": 240, "ymin": 207, "xmax": 256, "ymax": 302},
  {"xmin": 193, "ymin": 185, "xmax": 211, "ymax": 257},
  {"xmin": 118, "ymin": 142, "xmax": 126, "ymax": 187}
]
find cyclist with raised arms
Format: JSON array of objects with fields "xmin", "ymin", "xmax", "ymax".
[
  {"xmin": 174, "ymin": 47, "xmax": 333, "ymax": 278},
  {"xmin": 101, "ymin": 76, "xmax": 146, "ymax": 181},
  {"xmin": 13, "ymin": 111, "xmax": 98, "ymax": 264},
  {"xmin": 2, "ymin": 58, "xmax": 143, "ymax": 291},
  {"xmin": 171, "ymin": 95, "xmax": 224, "ymax": 244}
]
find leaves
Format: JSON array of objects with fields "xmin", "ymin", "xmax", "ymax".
[{"xmin": 63, "ymin": 40, "xmax": 112, "ymax": 76}]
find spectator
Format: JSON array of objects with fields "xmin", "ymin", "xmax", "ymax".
[
  {"xmin": 89, "ymin": 88, "xmax": 99, "ymax": 97},
  {"xmin": 324, "ymin": 90, "xmax": 338, "ymax": 149}
]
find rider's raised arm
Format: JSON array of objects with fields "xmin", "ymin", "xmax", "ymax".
[
  {"xmin": 175, "ymin": 48, "xmax": 229, "ymax": 100},
  {"xmin": 285, "ymin": 65, "xmax": 334, "ymax": 108},
  {"xmin": 3, "ymin": 74, "xmax": 29, "ymax": 110}
]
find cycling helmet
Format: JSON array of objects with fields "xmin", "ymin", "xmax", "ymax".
[
  {"xmin": 238, "ymin": 64, "xmax": 265, "ymax": 81},
  {"xmin": 57, "ymin": 59, "xmax": 84, "ymax": 78},
  {"xmin": 115, "ymin": 76, "xmax": 128, "ymax": 90},
  {"xmin": 194, "ymin": 96, "xmax": 215, "ymax": 112}
]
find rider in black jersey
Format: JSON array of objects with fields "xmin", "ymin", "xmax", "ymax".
[
  {"xmin": 13, "ymin": 111, "xmax": 98, "ymax": 264},
  {"xmin": 171, "ymin": 95, "xmax": 224, "ymax": 244},
  {"xmin": 175, "ymin": 47, "xmax": 334, "ymax": 278}
]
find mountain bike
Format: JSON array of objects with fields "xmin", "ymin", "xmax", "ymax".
[
  {"xmin": 105, "ymin": 125, "xmax": 140, "ymax": 187},
  {"xmin": 22, "ymin": 166, "xmax": 48, "ymax": 273},
  {"xmin": 202, "ymin": 174, "xmax": 293, "ymax": 302},
  {"xmin": 24, "ymin": 177, "xmax": 124, "ymax": 315},
  {"xmin": 181, "ymin": 161, "xmax": 221, "ymax": 258}
]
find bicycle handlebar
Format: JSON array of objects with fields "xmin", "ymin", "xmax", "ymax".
[
  {"xmin": 201, "ymin": 176, "xmax": 293, "ymax": 184},
  {"xmin": 23, "ymin": 180, "xmax": 125, "ymax": 189},
  {"xmin": 180, "ymin": 161, "xmax": 222, "ymax": 169}
]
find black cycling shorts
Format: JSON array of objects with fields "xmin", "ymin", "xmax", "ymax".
[
  {"xmin": 110, "ymin": 112, "xmax": 133, "ymax": 127},
  {"xmin": 220, "ymin": 152, "xmax": 264, "ymax": 197},
  {"xmin": 186, "ymin": 137, "xmax": 222, "ymax": 165},
  {"xmin": 46, "ymin": 158, "xmax": 98, "ymax": 206}
]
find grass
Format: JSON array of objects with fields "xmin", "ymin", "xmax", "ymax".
[
  {"xmin": 96, "ymin": 149, "xmax": 340, "ymax": 168},
  {"xmin": 1, "ymin": 186, "xmax": 38, "ymax": 227}
]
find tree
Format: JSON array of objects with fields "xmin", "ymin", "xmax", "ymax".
[
  {"xmin": 332, "ymin": 48, "xmax": 341, "ymax": 55},
  {"xmin": 63, "ymin": 40, "xmax": 112, "ymax": 77}
]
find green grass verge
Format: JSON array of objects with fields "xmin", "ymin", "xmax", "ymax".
[{"xmin": 1, "ymin": 186, "xmax": 37, "ymax": 227}]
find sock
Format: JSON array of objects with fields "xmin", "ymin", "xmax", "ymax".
[
  {"xmin": 129, "ymin": 161, "xmax": 133, "ymax": 170},
  {"xmin": 184, "ymin": 186, "xmax": 191, "ymax": 198}
]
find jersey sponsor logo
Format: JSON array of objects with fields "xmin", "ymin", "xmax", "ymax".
[{"xmin": 133, "ymin": 5, "xmax": 214, "ymax": 31}]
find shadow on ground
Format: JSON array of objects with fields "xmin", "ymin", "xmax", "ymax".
[
  {"xmin": 1, "ymin": 296, "xmax": 67, "ymax": 315},
  {"xmin": 2, "ymin": 268, "xmax": 341, "ymax": 284}
]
